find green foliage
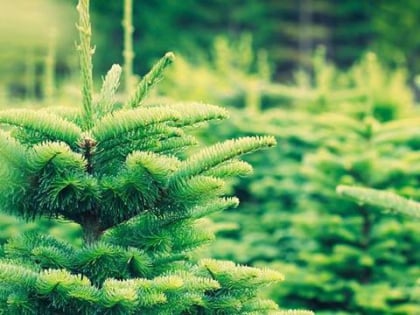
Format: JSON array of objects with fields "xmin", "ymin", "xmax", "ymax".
[
  {"xmin": 158, "ymin": 34, "xmax": 272, "ymax": 112},
  {"xmin": 87, "ymin": 0, "xmax": 378, "ymax": 77},
  {"xmin": 278, "ymin": 114, "xmax": 420, "ymax": 314},
  {"xmin": 159, "ymin": 44, "xmax": 414, "ymax": 125},
  {"xmin": 336, "ymin": 184, "xmax": 420, "ymax": 312},
  {"xmin": 337, "ymin": 186, "xmax": 420, "ymax": 219},
  {"xmin": 0, "ymin": 1, "xmax": 316, "ymax": 314},
  {"xmin": 371, "ymin": 0, "xmax": 420, "ymax": 77},
  {"xmin": 179, "ymin": 46, "xmax": 419, "ymax": 314},
  {"xmin": 208, "ymin": 112, "xmax": 420, "ymax": 314},
  {"xmin": 3, "ymin": 1, "xmax": 420, "ymax": 103},
  {"xmin": 0, "ymin": 215, "xmax": 81, "ymax": 249}
]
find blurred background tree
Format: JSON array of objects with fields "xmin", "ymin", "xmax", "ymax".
[
  {"xmin": 0, "ymin": 0, "xmax": 75, "ymax": 101},
  {"xmin": 88, "ymin": 0, "xmax": 419, "ymax": 80},
  {"xmin": 2, "ymin": 0, "xmax": 419, "ymax": 98}
]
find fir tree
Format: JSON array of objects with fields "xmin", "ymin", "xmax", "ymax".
[
  {"xmin": 275, "ymin": 113, "xmax": 420, "ymax": 314},
  {"xmin": 0, "ymin": 1, "xmax": 315, "ymax": 314},
  {"xmin": 187, "ymin": 52, "xmax": 418, "ymax": 314}
]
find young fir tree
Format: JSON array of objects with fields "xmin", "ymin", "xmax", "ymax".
[
  {"xmin": 0, "ymin": 1, "xmax": 316, "ymax": 314},
  {"xmin": 274, "ymin": 113, "xmax": 420, "ymax": 314}
]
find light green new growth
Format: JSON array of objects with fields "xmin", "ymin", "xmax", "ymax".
[
  {"xmin": 76, "ymin": 0, "xmax": 94, "ymax": 129},
  {"xmin": 96, "ymin": 64, "xmax": 122, "ymax": 118},
  {"xmin": 337, "ymin": 185, "xmax": 420, "ymax": 219},
  {"xmin": 172, "ymin": 136, "xmax": 276, "ymax": 180},
  {"xmin": 126, "ymin": 52, "xmax": 175, "ymax": 108}
]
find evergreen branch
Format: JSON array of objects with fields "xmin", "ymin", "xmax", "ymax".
[
  {"xmin": 151, "ymin": 135, "xmax": 198, "ymax": 155},
  {"xmin": 28, "ymin": 142, "xmax": 86, "ymax": 174},
  {"xmin": 171, "ymin": 223, "xmax": 215, "ymax": 252},
  {"xmin": 171, "ymin": 136, "xmax": 276, "ymax": 180},
  {"xmin": 126, "ymin": 151, "xmax": 181, "ymax": 184},
  {"xmin": 127, "ymin": 248, "xmax": 153, "ymax": 277},
  {"xmin": 93, "ymin": 125, "xmax": 183, "ymax": 173},
  {"xmin": 0, "ymin": 110, "xmax": 82, "ymax": 145},
  {"xmin": 91, "ymin": 107, "xmax": 180, "ymax": 143},
  {"xmin": 96, "ymin": 64, "xmax": 122, "ymax": 118},
  {"xmin": 96, "ymin": 125, "xmax": 183, "ymax": 152},
  {"xmin": 100, "ymin": 278, "xmax": 139, "ymax": 310},
  {"xmin": 151, "ymin": 252, "xmax": 190, "ymax": 266},
  {"xmin": 35, "ymin": 173, "xmax": 99, "ymax": 219},
  {"xmin": 191, "ymin": 197, "xmax": 239, "ymax": 219},
  {"xmin": 0, "ymin": 262, "xmax": 38, "ymax": 287},
  {"xmin": 30, "ymin": 246, "xmax": 73, "ymax": 269},
  {"xmin": 99, "ymin": 178, "xmax": 141, "ymax": 226},
  {"xmin": 4, "ymin": 233, "xmax": 76, "ymax": 270},
  {"xmin": 4, "ymin": 142, "xmax": 99, "ymax": 219},
  {"xmin": 105, "ymin": 198, "xmax": 236, "ymax": 246},
  {"xmin": 126, "ymin": 52, "xmax": 175, "ymax": 108},
  {"xmin": 169, "ymin": 176, "xmax": 226, "ymax": 205},
  {"xmin": 173, "ymin": 272, "xmax": 220, "ymax": 291},
  {"xmin": 203, "ymin": 160, "xmax": 253, "ymax": 178},
  {"xmin": 76, "ymin": 242, "xmax": 151, "ymax": 284},
  {"xmin": 76, "ymin": 0, "xmax": 95, "ymax": 130},
  {"xmin": 36, "ymin": 269, "xmax": 99, "ymax": 303},
  {"xmin": 142, "ymin": 275, "xmax": 185, "ymax": 292},
  {"xmin": 200, "ymin": 259, "xmax": 284, "ymax": 289},
  {"xmin": 102, "ymin": 212, "xmax": 186, "ymax": 253},
  {"xmin": 167, "ymin": 103, "xmax": 229, "ymax": 126},
  {"xmin": 337, "ymin": 185, "xmax": 420, "ymax": 219},
  {"xmin": 241, "ymin": 299, "xmax": 279, "ymax": 313},
  {"xmin": 101, "ymin": 276, "xmax": 186, "ymax": 308},
  {"xmin": 1, "ymin": 289, "xmax": 36, "ymax": 314},
  {"xmin": 99, "ymin": 159, "xmax": 163, "ymax": 224},
  {"xmin": 0, "ymin": 131, "xmax": 27, "ymax": 169},
  {"xmin": 101, "ymin": 220, "xmax": 161, "ymax": 251},
  {"xmin": 208, "ymin": 297, "xmax": 243, "ymax": 313}
]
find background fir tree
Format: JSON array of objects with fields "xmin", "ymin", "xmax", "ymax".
[
  {"xmin": 336, "ymin": 186, "xmax": 420, "ymax": 308},
  {"xmin": 87, "ymin": 0, "xmax": 376, "ymax": 79},
  {"xmin": 0, "ymin": 1, "xmax": 316, "ymax": 314},
  {"xmin": 3, "ymin": 1, "xmax": 420, "ymax": 100},
  {"xmin": 161, "ymin": 47, "xmax": 419, "ymax": 314},
  {"xmin": 274, "ymin": 113, "xmax": 420, "ymax": 314}
]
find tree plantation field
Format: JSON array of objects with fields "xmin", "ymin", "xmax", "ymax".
[{"xmin": 0, "ymin": 1, "xmax": 419, "ymax": 314}]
